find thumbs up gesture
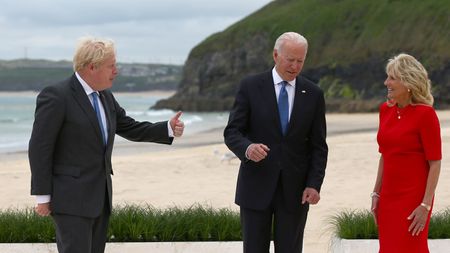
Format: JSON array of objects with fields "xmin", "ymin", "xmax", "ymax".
[{"xmin": 169, "ymin": 111, "xmax": 184, "ymax": 137}]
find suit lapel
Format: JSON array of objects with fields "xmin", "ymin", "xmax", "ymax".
[
  {"xmin": 287, "ymin": 76, "xmax": 309, "ymax": 135},
  {"xmin": 69, "ymin": 75, "xmax": 105, "ymax": 145},
  {"xmin": 257, "ymin": 71, "xmax": 283, "ymax": 134}
]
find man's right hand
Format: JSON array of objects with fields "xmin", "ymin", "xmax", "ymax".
[
  {"xmin": 246, "ymin": 143, "xmax": 270, "ymax": 162},
  {"xmin": 35, "ymin": 202, "xmax": 51, "ymax": 216}
]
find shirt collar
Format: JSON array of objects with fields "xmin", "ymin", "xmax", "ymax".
[
  {"xmin": 75, "ymin": 72, "xmax": 97, "ymax": 96},
  {"xmin": 272, "ymin": 67, "xmax": 296, "ymax": 87}
]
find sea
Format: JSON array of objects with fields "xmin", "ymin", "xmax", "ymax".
[{"xmin": 0, "ymin": 92, "xmax": 229, "ymax": 154}]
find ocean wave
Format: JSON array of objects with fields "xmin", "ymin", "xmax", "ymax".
[
  {"xmin": 184, "ymin": 115, "xmax": 203, "ymax": 125},
  {"xmin": 126, "ymin": 110, "xmax": 146, "ymax": 116},
  {"xmin": 0, "ymin": 140, "xmax": 28, "ymax": 153},
  {"xmin": 145, "ymin": 109, "xmax": 173, "ymax": 117},
  {"xmin": 215, "ymin": 114, "xmax": 228, "ymax": 120},
  {"xmin": 0, "ymin": 118, "xmax": 20, "ymax": 123},
  {"xmin": 125, "ymin": 109, "xmax": 174, "ymax": 117}
]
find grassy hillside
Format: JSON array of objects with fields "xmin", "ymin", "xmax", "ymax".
[
  {"xmin": 154, "ymin": 0, "xmax": 449, "ymax": 111},
  {"xmin": 194, "ymin": 0, "xmax": 449, "ymax": 68}
]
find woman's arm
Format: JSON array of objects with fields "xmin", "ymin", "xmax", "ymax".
[
  {"xmin": 371, "ymin": 155, "xmax": 384, "ymax": 224},
  {"xmin": 422, "ymin": 160, "xmax": 441, "ymax": 206},
  {"xmin": 407, "ymin": 160, "xmax": 441, "ymax": 236}
]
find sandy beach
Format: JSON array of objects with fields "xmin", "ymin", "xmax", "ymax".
[{"xmin": 1, "ymin": 111, "xmax": 450, "ymax": 252}]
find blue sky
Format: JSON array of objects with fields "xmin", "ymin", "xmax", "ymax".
[{"xmin": 0, "ymin": 0, "xmax": 272, "ymax": 64}]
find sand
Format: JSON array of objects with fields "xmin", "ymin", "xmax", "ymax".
[{"xmin": 1, "ymin": 111, "xmax": 450, "ymax": 252}]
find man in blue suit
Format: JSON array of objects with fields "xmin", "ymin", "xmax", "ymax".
[
  {"xmin": 29, "ymin": 37, "xmax": 184, "ymax": 253},
  {"xmin": 224, "ymin": 32, "xmax": 328, "ymax": 253}
]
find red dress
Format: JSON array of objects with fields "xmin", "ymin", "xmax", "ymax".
[{"xmin": 377, "ymin": 102, "xmax": 441, "ymax": 253}]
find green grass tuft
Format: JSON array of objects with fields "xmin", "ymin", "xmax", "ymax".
[
  {"xmin": 0, "ymin": 208, "xmax": 55, "ymax": 243},
  {"xmin": 108, "ymin": 204, "xmax": 241, "ymax": 242},
  {"xmin": 330, "ymin": 209, "xmax": 450, "ymax": 239},
  {"xmin": 0, "ymin": 204, "xmax": 241, "ymax": 243},
  {"xmin": 328, "ymin": 209, "xmax": 378, "ymax": 239}
]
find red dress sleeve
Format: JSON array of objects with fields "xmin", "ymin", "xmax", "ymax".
[{"xmin": 420, "ymin": 107, "xmax": 442, "ymax": 160}]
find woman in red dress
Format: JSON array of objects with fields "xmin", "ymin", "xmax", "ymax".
[{"xmin": 371, "ymin": 53, "xmax": 442, "ymax": 253}]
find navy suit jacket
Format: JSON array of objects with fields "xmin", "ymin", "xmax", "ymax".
[
  {"xmin": 29, "ymin": 74, "xmax": 173, "ymax": 218},
  {"xmin": 224, "ymin": 70, "xmax": 328, "ymax": 211}
]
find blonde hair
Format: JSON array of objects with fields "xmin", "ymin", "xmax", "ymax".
[
  {"xmin": 274, "ymin": 32, "xmax": 308, "ymax": 53},
  {"xmin": 386, "ymin": 53, "xmax": 433, "ymax": 105},
  {"xmin": 73, "ymin": 36, "xmax": 115, "ymax": 72}
]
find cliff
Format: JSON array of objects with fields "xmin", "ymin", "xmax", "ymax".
[{"xmin": 153, "ymin": 0, "xmax": 450, "ymax": 112}]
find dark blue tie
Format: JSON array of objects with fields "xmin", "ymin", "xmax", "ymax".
[
  {"xmin": 278, "ymin": 81, "xmax": 289, "ymax": 135},
  {"xmin": 91, "ymin": 92, "xmax": 107, "ymax": 144}
]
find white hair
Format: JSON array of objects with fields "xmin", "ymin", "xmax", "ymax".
[{"xmin": 274, "ymin": 32, "xmax": 308, "ymax": 53}]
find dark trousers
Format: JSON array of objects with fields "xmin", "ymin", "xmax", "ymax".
[
  {"xmin": 240, "ymin": 178, "xmax": 309, "ymax": 253},
  {"xmin": 52, "ymin": 196, "xmax": 110, "ymax": 253}
]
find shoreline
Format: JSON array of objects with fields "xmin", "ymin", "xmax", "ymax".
[
  {"xmin": 4, "ymin": 109, "xmax": 450, "ymax": 156},
  {"xmin": 0, "ymin": 90, "xmax": 176, "ymax": 97},
  {"xmin": 114, "ymin": 90, "xmax": 176, "ymax": 97},
  {"xmin": 3, "ymin": 106, "xmax": 447, "ymax": 157}
]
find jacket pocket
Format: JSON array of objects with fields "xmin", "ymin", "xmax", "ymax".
[{"xmin": 53, "ymin": 165, "xmax": 81, "ymax": 178}]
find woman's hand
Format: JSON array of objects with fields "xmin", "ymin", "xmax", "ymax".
[
  {"xmin": 371, "ymin": 195, "xmax": 380, "ymax": 225},
  {"xmin": 407, "ymin": 205, "xmax": 429, "ymax": 236}
]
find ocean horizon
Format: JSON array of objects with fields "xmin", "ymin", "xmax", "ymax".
[{"xmin": 0, "ymin": 92, "xmax": 229, "ymax": 154}]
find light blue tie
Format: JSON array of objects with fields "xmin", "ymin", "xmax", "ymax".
[
  {"xmin": 278, "ymin": 81, "xmax": 289, "ymax": 135},
  {"xmin": 91, "ymin": 92, "xmax": 107, "ymax": 144}
]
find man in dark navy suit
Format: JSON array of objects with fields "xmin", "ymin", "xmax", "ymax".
[
  {"xmin": 29, "ymin": 37, "xmax": 184, "ymax": 253},
  {"xmin": 224, "ymin": 32, "xmax": 328, "ymax": 253}
]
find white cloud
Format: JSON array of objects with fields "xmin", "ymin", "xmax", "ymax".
[{"xmin": 0, "ymin": 0, "xmax": 272, "ymax": 64}]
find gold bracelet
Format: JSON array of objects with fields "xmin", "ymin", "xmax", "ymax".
[
  {"xmin": 370, "ymin": 192, "xmax": 380, "ymax": 198},
  {"xmin": 420, "ymin": 202, "xmax": 431, "ymax": 211}
]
